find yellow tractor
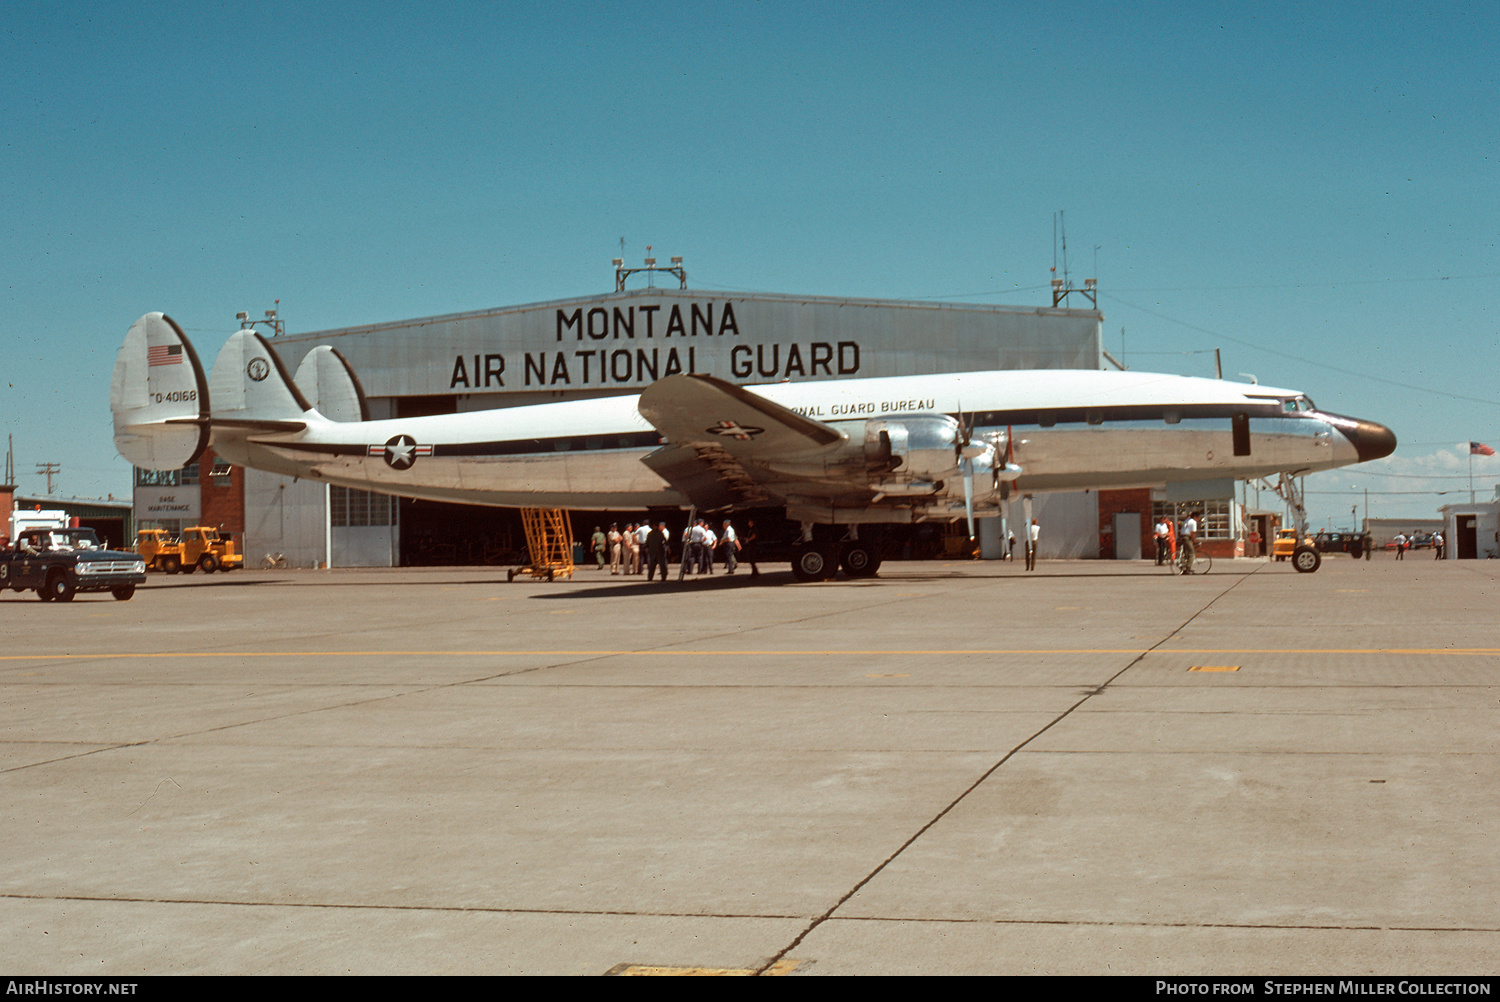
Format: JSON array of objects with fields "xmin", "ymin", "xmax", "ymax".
[
  {"xmin": 135, "ymin": 528, "xmax": 185, "ymax": 573},
  {"xmin": 178, "ymin": 526, "xmax": 243, "ymax": 573},
  {"xmin": 135, "ymin": 526, "xmax": 243, "ymax": 574}
]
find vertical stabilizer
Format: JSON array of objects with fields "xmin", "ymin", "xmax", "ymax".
[
  {"xmin": 293, "ymin": 346, "xmax": 370, "ymax": 422},
  {"xmin": 208, "ymin": 330, "xmax": 314, "ymax": 422},
  {"xmin": 110, "ymin": 313, "xmax": 210, "ymax": 470}
]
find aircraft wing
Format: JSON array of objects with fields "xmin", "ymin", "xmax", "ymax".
[
  {"xmin": 639, "ymin": 443, "xmax": 776, "ymax": 510},
  {"xmin": 637, "ymin": 374, "xmax": 845, "ymax": 455},
  {"xmin": 637, "ymin": 374, "xmax": 854, "ymax": 511}
]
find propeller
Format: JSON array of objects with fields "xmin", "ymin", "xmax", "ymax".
[
  {"xmin": 950, "ymin": 417, "xmax": 1026, "ymax": 541},
  {"xmin": 953, "ymin": 408, "xmax": 993, "ymax": 540}
]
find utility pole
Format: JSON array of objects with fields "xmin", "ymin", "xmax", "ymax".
[{"xmin": 36, "ymin": 462, "xmax": 60, "ymax": 495}]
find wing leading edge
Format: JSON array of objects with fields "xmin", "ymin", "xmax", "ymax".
[{"xmin": 637, "ymin": 374, "xmax": 869, "ymax": 511}]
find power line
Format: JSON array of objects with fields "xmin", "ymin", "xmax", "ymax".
[
  {"xmin": 35, "ymin": 462, "xmax": 60, "ymax": 494},
  {"xmin": 1343, "ymin": 469, "xmax": 1500, "ymax": 480},
  {"xmin": 1100, "ymin": 292, "xmax": 1500, "ymax": 407},
  {"xmin": 1108, "ymin": 272, "xmax": 1500, "ymax": 294},
  {"xmin": 1306, "ymin": 489, "xmax": 1475, "ymax": 496}
]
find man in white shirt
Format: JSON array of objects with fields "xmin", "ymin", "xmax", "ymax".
[
  {"xmin": 720, "ymin": 520, "xmax": 739, "ymax": 574},
  {"xmin": 686, "ymin": 521, "xmax": 707, "ymax": 574},
  {"xmin": 1180, "ymin": 513, "xmax": 1199, "ymax": 570},
  {"xmin": 1154, "ymin": 518, "xmax": 1171, "ymax": 565},
  {"xmin": 700, "ymin": 524, "xmax": 717, "ymax": 574}
]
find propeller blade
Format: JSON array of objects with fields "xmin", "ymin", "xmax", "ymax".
[{"xmin": 962, "ymin": 457, "xmax": 976, "ymax": 539}]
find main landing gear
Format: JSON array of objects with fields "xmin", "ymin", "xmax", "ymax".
[{"xmin": 790, "ymin": 531, "xmax": 882, "ymax": 582}]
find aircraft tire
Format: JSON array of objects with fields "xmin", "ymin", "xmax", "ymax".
[
  {"xmin": 199, "ymin": 555, "xmax": 218, "ymax": 574},
  {"xmin": 840, "ymin": 543, "xmax": 881, "ymax": 578},
  {"xmin": 1292, "ymin": 546, "xmax": 1321, "ymax": 573},
  {"xmin": 112, "ymin": 585, "xmax": 136, "ymax": 601},
  {"xmin": 791, "ymin": 543, "xmax": 837, "ymax": 582}
]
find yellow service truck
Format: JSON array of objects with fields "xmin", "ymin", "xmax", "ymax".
[{"xmin": 136, "ymin": 526, "xmax": 243, "ymax": 573}]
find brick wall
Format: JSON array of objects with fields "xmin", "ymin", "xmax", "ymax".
[
  {"xmin": 1097, "ymin": 488, "xmax": 1153, "ymax": 559},
  {"xmin": 198, "ymin": 450, "xmax": 245, "ymax": 538}
]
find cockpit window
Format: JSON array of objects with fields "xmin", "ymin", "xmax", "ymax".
[{"xmin": 1281, "ymin": 396, "xmax": 1317, "ymax": 413}]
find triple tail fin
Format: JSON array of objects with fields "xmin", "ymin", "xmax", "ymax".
[{"xmin": 110, "ymin": 316, "xmax": 325, "ymax": 473}]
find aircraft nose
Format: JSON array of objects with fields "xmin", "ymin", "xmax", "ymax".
[{"xmin": 1334, "ymin": 417, "xmax": 1397, "ymax": 462}]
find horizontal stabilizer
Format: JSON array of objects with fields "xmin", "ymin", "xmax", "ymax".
[
  {"xmin": 208, "ymin": 330, "xmax": 313, "ymax": 424},
  {"xmin": 183, "ymin": 417, "xmax": 307, "ymax": 434},
  {"xmin": 110, "ymin": 313, "xmax": 211, "ymax": 470},
  {"xmin": 638, "ymin": 374, "xmax": 845, "ymax": 456},
  {"xmin": 293, "ymin": 346, "xmax": 369, "ymax": 422}
]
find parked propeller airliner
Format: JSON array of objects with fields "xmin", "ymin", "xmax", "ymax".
[{"xmin": 111, "ymin": 313, "xmax": 1395, "ymax": 578}]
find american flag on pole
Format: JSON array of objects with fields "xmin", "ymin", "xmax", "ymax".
[
  {"xmin": 1470, "ymin": 441, "xmax": 1495, "ymax": 456},
  {"xmin": 147, "ymin": 344, "xmax": 183, "ymax": 366}
]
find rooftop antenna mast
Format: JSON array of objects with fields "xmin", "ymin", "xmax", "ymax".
[
  {"xmin": 613, "ymin": 249, "xmax": 687, "ymax": 292},
  {"xmin": 236, "ymin": 300, "xmax": 284, "ymax": 337},
  {"xmin": 1050, "ymin": 210, "xmax": 1097, "ymax": 308}
]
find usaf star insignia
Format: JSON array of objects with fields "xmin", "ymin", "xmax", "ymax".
[
  {"xmin": 368, "ymin": 434, "xmax": 432, "ymax": 470},
  {"xmin": 707, "ymin": 420, "xmax": 764, "ymax": 441}
]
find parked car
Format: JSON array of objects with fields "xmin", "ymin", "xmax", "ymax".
[{"xmin": 1313, "ymin": 531, "xmax": 1371, "ymax": 558}]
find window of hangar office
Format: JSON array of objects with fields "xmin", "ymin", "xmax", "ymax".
[
  {"xmin": 135, "ymin": 463, "xmax": 199, "ymax": 487},
  {"xmin": 331, "ymin": 486, "xmax": 397, "ymax": 527},
  {"xmin": 1153, "ymin": 500, "xmax": 1233, "ymax": 540}
]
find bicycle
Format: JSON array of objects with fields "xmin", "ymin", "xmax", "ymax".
[{"xmin": 1170, "ymin": 546, "xmax": 1212, "ymax": 575}]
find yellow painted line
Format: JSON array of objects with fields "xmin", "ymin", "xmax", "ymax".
[
  {"xmin": 1189, "ymin": 665, "xmax": 1240, "ymax": 672},
  {"xmin": 606, "ymin": 960, "xmax": 800, "ymax": 976},
  {"xmin": 2, "ymin": 648, "xmax": 1498, "ymax": 661}
]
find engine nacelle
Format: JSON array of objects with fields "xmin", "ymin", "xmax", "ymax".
[
  {"xmin": 864, "ymin": 415, "xmax": 962, "ymax": 479},
  {"xmin": 862, "ymin": 416, "xmax": 1019, "ymax": 501}
]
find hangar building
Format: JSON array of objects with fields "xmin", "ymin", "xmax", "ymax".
[{"xmin": 138, "ymin": 287, "xmax": 1108, "ymax": 568}]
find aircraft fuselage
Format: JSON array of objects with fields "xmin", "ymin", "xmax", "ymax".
[{"xmin": 209, "ymin": 368, "xmax": 1391, "ymax": 513}]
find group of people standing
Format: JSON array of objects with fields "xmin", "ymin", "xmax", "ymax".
[
  {"xmin": 588, "ymin": 519, "xmax": 757, "ymax": 580},
  {"xmin": 1392, "ymin": 531, "xmax": 1444, "ymax": 560},
  {"xmin": 1000, "ymin": 519, "xmax": 1042, "ymax": 570},
  {"xmin": 1154, "ymin": 511, "xmax": 1201, "ymax": 567},
  {"xmin": 682, "ymin": 519, "xmax": 747, "ymax": 575}
]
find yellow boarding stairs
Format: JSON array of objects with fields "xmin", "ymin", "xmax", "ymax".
[{"xmin": 508, "ymin": 508, "xmax": 575, "ymax": 581}]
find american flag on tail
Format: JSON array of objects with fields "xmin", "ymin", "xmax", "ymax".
[{"xmin": 147, "ymin": 344, "xmax": 183, "ymax": 366}]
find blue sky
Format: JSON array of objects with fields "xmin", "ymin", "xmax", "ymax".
[{"xmin": 4, "ymin": 1, "xmax": 1496, "ymax": 524}]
